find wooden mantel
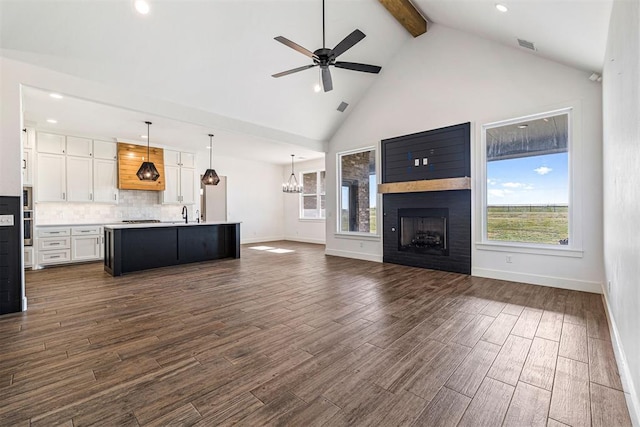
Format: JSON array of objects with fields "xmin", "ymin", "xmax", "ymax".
[{"xmin": 378, "ymin": 177, "xmax": 471, "ymax": 194}]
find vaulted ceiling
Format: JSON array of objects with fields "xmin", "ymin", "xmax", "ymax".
[{"xmin": 0, "ymin": 0, "xmax": 612, "ymax": 163}]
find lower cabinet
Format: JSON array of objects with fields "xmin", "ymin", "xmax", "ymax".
[
  {"xmin": 24, "ymin": 247, "xmax": 34, "ymax": 269},
  {"xmin": 36, "ymin": 225, "xmax": 103, "ymax": 268},
  {"xmin": 71, "ymin": 226, "xmax": 103, "ymax": 261}
]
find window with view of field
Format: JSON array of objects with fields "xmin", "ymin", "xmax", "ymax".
[
  {"xmin": 338, "ymin": 149, "xmax": 377, "ymax": 234},
  {"xmin": 485, "ymin": 111, "xmax": 570, "ymax": 245}
]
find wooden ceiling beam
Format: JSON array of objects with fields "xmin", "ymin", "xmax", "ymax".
[{"xmin": 378, "ymin": 0, "xmax": 427, "ymax": 38}]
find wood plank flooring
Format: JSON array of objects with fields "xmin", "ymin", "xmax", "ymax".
[{"xmin": 0, "ymin": 241, "xmax": 631, "ymax": 426}]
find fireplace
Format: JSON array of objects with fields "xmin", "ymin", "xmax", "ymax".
[
  {"xmin": 381, "ymin": 122, "xmax": 471, "ymax": 274},
  {"xmin": 399, "ymin": 208, "xmax": 449, "ymax": 256}
]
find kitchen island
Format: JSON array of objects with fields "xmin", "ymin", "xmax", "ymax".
[{"xmin": 103, "ymin": 222, "xmax": 240, "ymax": 276}]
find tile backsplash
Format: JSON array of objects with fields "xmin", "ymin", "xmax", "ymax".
[{"xmin": 35, "ymin": 190, "xmax": 197, "ymax": 225}]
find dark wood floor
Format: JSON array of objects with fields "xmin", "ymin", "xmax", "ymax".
[{"xmin": 0, "ymin": 241, "xmax": 631, "ymax": 426}]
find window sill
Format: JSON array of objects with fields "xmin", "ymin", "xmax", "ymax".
[
  {"xmin": 334, "ymin": 233, "xmax": 381, "ymax": 241},
  {"xmin": 476, "ymin": 241, "xmax": 583, "ymax": 258},
  {"xmin": 298, "ymin": 218, "xmax": 325, "ymax": 223}
]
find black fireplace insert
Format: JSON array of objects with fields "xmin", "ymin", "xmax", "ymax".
[{"xmin": 398, "ymin": 208, "xmax": 449, "ymax": 256}]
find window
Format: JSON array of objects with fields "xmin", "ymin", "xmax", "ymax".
[
  {"xmin": 483, "ymin": 109, "xmax": 571, "ymax": 247},
  {"xmin": 337, "ymin": 148, "xmax": 377, "ymax": 235},
  {"xmin": 300, "ymin": 170, "xmax": 325, "ymax": 219}
]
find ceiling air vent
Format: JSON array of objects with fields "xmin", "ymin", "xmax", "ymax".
[
  {"xmin": 517, "ymin": 38, "xmax": 536, "ymax": 51},
  {"xmin": 337, "ymin": 102, "xmax": 349, "ymax": 113}
]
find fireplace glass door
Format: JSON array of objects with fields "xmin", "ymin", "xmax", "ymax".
[{"xmin": 398, "ymin": 208, "xmax": 449, "ymax": 256}]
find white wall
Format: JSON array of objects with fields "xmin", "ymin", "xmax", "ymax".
[
  {"xmin": 282, "ymin": 157, "xmax": 326, "ymax": 244},
  {"xmin": 326, "ymin": 24, "xmax": 604, "ymax": 292},
  {"xmin": 602, "ymin": 0, "xmax": 640, "ymax": 423},
  {"xmin": 195, "ymin": 151, "xmax": 285, "ymax": 244}
]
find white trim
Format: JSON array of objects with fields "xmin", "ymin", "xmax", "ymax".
[
  {"xmin": 478, "ymin": 106, "xmax": 583, "ymax": 252},
  {"xmin": 336, "ymin": 146, "xmax": 380, "ymax": 237},
  {"xmin": 333, "ymin": 233, "xmax": 381, "ymax": 241},
  {"xmin": 325, "ymin": 248, "xmax": 382, "ymax": 263},
  {"xmin": 284, "ymin": 236, "xmax": 325, "ymax": 245},
  {"xmin": 22, "ymin": 297, "xmax": 28, "ymax": 311},
  {"xmin": 601, "ymin": 290, "xmax": 640, "ymax": 427},
  {"xmin": 299, "ymin": 169, "xmax": 326, "ymax": 220},
  {"xmin": 297, "ymin": 218, "xmax": 325, "ymax": 223},
  {"xmin": 476, "ymin": 242, "xmax": 583, "ymax": 258},
  {"xmin": 240, "ymin": 235, "xmax": 285, "ymax": 244},
  {"xmin": 472, "ymin": 267, "xmax": 602, "ymax": 294}
]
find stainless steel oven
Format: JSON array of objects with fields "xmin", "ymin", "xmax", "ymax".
[{"xmin": 23, "ymin": 186, "xmax": 33, "ymax": 246}]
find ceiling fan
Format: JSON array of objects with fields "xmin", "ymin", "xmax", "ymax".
[{"xmin": 271, "ymin": 0, "xmax": 382, "ymax": 92}]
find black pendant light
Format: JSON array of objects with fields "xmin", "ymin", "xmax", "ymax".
[
  {"xmin": 283, "ymin": 154, "xmax": 302, "ymax": 193},
  {"xmin": 136, "ymin": 121, "xmax": 160, "ymax": 181},
  {"xmin": 201, "ymin": 134, "xmax": 220, "ymax": 185}
]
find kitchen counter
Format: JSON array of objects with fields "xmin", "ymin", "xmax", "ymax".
[
  {"xmin": 104, "ymin": 222, "xmax": 241, "ymax": 276},
  {"xmin": 104, "ymin": 221, "xmax": 240, "ymax": 230}
]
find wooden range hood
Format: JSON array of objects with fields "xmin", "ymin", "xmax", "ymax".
[{"xmin": 117, "ymin": 143, "xmax": 166, "ymax": 191}]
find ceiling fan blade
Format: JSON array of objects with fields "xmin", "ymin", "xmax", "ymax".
[
  {"xmin": 334, "ymin": 61, "xmax": 382, "ymax": 74},
  {"xmin": 332, "ymin": 29, "xmax": 366, "ymax": 58},
  {"xmin": 272, "ymin": 64, "xmax": 317, "ymax": 78},
  {"xmin": 274, "ymin": 36, "xmax": 318, "ymax": 59},
  {"xmin": 322, "ymin": 67, "xmax": 333, "ymax": 92}
]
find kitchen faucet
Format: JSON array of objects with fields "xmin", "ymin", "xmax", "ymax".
[{"xmin": 182, "ymin": 206, "xmax": 188, "ymax": 224}]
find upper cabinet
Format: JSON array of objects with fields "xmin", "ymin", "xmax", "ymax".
[
  {"xmin": 66, "ymin": 136, "xmax": 93, "ymax": 157},
  {"xmin": 22, "ymin": 127, "xmax": 35, "ymax": 185},
  {"xmin": 37, "ymin": 132, "xmax": 66, "ymax": 155},
  {"xmin": 117, "ymin": 143, "xmax": 165, "ymax": 191},
  {"xmin": 35, "ymin": 134, "xmax": 118, "ymax": 204},
  {"xmin": 162, "ymin": 150, "xmax": 196, "ymax": 204}
]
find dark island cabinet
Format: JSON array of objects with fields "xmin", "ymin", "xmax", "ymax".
[{"xmin": 104, "ymin": 223, "xmax": 240, "ymax": 276}]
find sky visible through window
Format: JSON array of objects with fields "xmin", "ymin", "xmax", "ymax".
[{"xmin": 487, "ymin": 152, "xmax": 568, "ymax": 205}]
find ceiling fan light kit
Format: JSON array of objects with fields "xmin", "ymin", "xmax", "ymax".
[{"xmin": 272, "ymin": 0, "xmax": 381, "ymax": 92}]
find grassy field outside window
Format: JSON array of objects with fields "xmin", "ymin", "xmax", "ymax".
[{"xmin": 487, "ymin": 205, "xmax": 568, "ymax": 245}]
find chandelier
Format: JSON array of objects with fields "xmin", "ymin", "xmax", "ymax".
[{"xmin": 282, "ymin": 154, "xmax": 302, "ymax": 193}]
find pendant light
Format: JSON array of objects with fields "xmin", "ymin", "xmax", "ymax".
[
  {"xmin": 136, "ymin": 121, "xmax": 160, "ymax": 181},
  {"xmin": 283, "ymin": 154, "xmax": 302, "ymax": 193},
  {"xmin": 201, "ymin": 134, "xmax": 220, "ymax": 185}
]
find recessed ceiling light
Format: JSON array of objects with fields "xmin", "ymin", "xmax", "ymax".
[
  {"xmin": 46, "ymin": 119, "xmax": 58, "ymax": 124},
  {"xmin": 140, "ymin": 135, "xmax": 148, "ymax": 138},
  {"xmin": 518, "ymin": 124, "xmax": 528, "ymax": 129},
  {"xmin": 495, "ymin": 3, "xmax": 508, "ymax": 12},
  {"xmin": 49, "ymin": 93, "xmax": 63, "ymax": 99},
  {"xmin": 206, "ymin": 146, "xmax": 211, "ymax": 149},
  {"xmin": 313, "ymin": 84, "xmax": 321, "ymax": 93},
  {"xmin": 134, "ymin": 0, "xmax": 150, "ymax": 15}
]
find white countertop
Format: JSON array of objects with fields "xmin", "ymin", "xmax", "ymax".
[{"xmin": 104, "ymin": 221, "xmax": 240, "ymax": 230}]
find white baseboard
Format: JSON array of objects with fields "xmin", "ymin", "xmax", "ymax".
[
  {"xmin": 240, "ymin": 236, "xmax": 285, "ymax": 245},
  {"xmin": 601, "ymin": 290, "xmax": 640, "ymax": 427},
  {"xmin": 284, "ymin": 236, "xmax": 326, "ymax": 245},
  {"xmin": 22, "ymin": 297, "xmax": 28, "ymax": 311},
  {"xmin": 472, "ymin": 267, "xmax": 602, "ymax": 294},
  {"xmin": 324, "ymin": 248, "xmax": 383, "ymax": 263}
]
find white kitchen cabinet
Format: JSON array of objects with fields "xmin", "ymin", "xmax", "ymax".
[
  {"xmin": 22, "ymin": 128, "xmax": 34, "ymax": 185},
  {"xmin": 66, "ymin": 156, "xmax": 93, "ymax": 202},
  {"xmin": 37, "ymin": 132, "xmax": 66, "ymax": 154},
  {"xmin": 93, "ymin": 140, "xmax": 117, "ymax": 160},
  {"xmin": 66, "ymin": 136, "xmax": 92, "ymax": 157},
  {"xmin": 72, "ymin": 226, "xmax": 102, "ymax": 261},
  {"xmin": 94, "ymin": 158, "xmax": 118, "ymax": 203},
  {"xmin": 36, "ymin": 227, "xmax": 72, "ymax": 267},
  {"xmin": 180, "ymin": 167, "xmax": 196, "ymax": 204},
  {"xmin": 24, "ymin": 247, "xmax": 34, "ymax": 269},
  {"xmin": 163, "ymin": 164, "xmax": 181, "ymax": 204},
  {"xmin": 36, "ymin": 153, "xmax": 66, "ymax": 202},
  {"xmin": 22, "ymin": 149, "xmax": 33, "ymax": 186},
  {"xmin": 163, "ymin": 150, "xmax": 196, "ymax": 204}
]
